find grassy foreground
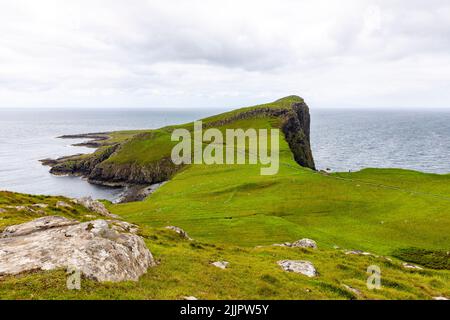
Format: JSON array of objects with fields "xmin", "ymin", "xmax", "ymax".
[{"xmin": 0, "ymin": 96, "xmax": 449, "ymax": 299}]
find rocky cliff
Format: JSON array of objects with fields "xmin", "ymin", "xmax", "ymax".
[{"xmin": 42, "ymin": 96, "xmax": 315, "ymax": 193}]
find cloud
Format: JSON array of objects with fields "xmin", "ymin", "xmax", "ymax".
[{"xmin": 0, "ymin": 0, "xmax": 449, "ymax": 108}]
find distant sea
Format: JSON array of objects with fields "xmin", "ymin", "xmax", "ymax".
[{"xmin": 0, "ymin": 107, "xmax": 449, "ymax": 200}]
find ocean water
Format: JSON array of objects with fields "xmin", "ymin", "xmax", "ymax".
[
  {"xmin": 310, "ymin": 109, "xmax": 450, "ymax": 174},
  {"xmin": 0, "ymin": 108, "xmax": 449, "ymax": 200}
]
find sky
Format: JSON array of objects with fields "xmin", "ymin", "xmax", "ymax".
[{"xmin": 1, "ymin": 0, "xmax": 449, "ymax": 109}]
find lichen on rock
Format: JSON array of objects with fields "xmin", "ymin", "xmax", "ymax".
[{"xmin": 0, "ymin": 216, "xmax": 155, "ymax": 282}]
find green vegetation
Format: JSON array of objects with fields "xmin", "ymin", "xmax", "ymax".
[
  {"xmin": 393, "ymin": 248, "xmax": 450, "ymax": 270},
  {"xmin": 0, "ymin": 96, "xmax": 449, "ymax": 300},
  {"xmin": 0, "ymin": 191, "xmax": 103, "ymax": 232}
]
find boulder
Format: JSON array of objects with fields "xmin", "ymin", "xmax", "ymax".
[
  {"xmin": 166, "ymin": 226, "xmax": 193, "ymax": 240},
  {"xmin": 211, "ymin": 261, "xmax": 229, "ymax": 269},
  {"xmin": 32, "ymin": 204, "xmax": 49, "ymax": 209},
  {"xmin": 433, "ymin": 296, "xmax": 448, "ymax": 300},
  {"xmin": 272, "ymin": 238, "xmax": 318, "ymax": 249},
  {"xmin": 0, "ymin": 216, "xmax": 155, "ymax": 282},
  {"xmin": 277, "ymin": 260, "xmax": 317, "ymax": 278},
  {"xmin": 342, "ymin": 284, "xmax": 362, "ymax": 297},
  {"xmin": 56, "ymin": 201, "xmax": 72, "ymax": 209},
  {"xmin": 72, "ymin": 197, "xmax": 119, "ymax": 219},
  {"xmin": 402, "ymin": 263, "xmax": 423, "ymax": 270},
  {"xmin": 291, "ymin": 239, "xmax": 318, "ymax": 249},
  {"xmin": 345, "ymin": 250, "xmax": 372, "ymax": 256}
]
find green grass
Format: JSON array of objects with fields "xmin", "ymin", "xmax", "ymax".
[
  {"xmin": 0, "ymin": 223, "xmax": 448, "ymax": 300},
  {"xmin": 1, "ymin": 95, "xmax": 449, "ymax": 299},
  {"xmin": 0, "ymin": 191, "xmax": 104, "ymax": 232}
]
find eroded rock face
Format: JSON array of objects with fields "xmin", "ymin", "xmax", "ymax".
[
  {"xmin": 0, "ymin": 216, "xmax": 155, "ymax": 282},
  {"xmin": 277, "ymin": 260, "xmax": 317, "ymax": 278}
]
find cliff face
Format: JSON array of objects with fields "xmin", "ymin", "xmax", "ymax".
[
  {"xmin": 282, "ymin": 102, "xmax": 316, "ymax": 170},
  {"xmin": 44, "ymin": 97, "xmax": 315, "ymax": 188}
]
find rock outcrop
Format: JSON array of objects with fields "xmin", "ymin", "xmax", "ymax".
[
  {"xmin": 273, "ymin": 238, "xmax": 318, "ymax": 249},
  {"xmin": 277, "ymin": 260, "xmax": 317, "ymax": 277},
  {"xmin": 0, "ymin": 216, "xmax": 155, "ymax": 282},
  {"xmin": 166, "ymin": 226, "xmax": 193, "ymax": 240},
  {"xmin": 291, "ymin": 238, "xmax": 318, "ymax": 249},
  {"xmin": 211, "ymin": 261, "xmax": 229, "ymax": 269},
  {"xmin": 72, "ymin": 197, "xmax": 119, "ymax": 218}
]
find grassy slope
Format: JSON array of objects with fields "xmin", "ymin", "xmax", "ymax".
[{"xmin": 1, "ymin": 96, "xmax": 449, "ymax": 299}]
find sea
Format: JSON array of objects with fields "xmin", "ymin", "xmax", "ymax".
[{"xmin": 0, "ymin": 107, "xmax": 449, "ymax": 200}]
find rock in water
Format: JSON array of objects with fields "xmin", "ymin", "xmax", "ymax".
[
  {"xmin": 277, "ymin": 260, "xmax": 317, "ymax": 278},
  {"xmin": 0, "ymin": 216, "xmax": 155, "ymax": 282}
]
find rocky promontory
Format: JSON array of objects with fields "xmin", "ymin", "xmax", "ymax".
[{"xmin": 40, "ymin": 96, "xmax": 315, "ymax": 201}]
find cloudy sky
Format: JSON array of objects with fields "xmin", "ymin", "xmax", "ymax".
[{"xmin": 1, "ymin": 0, "xmax": 449, "ymax": 109}]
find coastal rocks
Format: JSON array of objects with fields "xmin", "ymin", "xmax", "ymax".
[
  {"xmin": 211, "ymin": 261, "xmax": 229, "ymax": 269},
  {"xmin": 277, "ymin": 260, "xmax": 317, "ymax": 277},
  {"xmin": 166, "ymin": 226, "xmax": 193, "ymax": 240},
  {"xmin": 0, "ymin": 216, "xmax": 155, "ymax": 282},
  {"xmin": 281, "ymin": 102, "xmax": 315, "ymax": 170},
  {"xmin": 72, "ymin": 197, "xmax": 118, "ymax": 219},
  {"xmin": 115, "ymin": 182, "xmax": 167, "ymax": 203}
]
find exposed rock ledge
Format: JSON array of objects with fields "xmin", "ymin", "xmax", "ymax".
[{"xmin": 0, "ymin": 216, "xmax": 155, "ymax": 282}]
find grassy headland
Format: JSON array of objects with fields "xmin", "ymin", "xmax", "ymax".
[{"xmin": 0, "ymin": 96, "xmax": 449, "ymax": 299}]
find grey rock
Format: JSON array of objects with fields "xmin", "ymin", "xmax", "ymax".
[
  {"xmin": 108, "ymin": 220, "xmax": 140, "ymax": 234},
  {"xmin": 291, "ymin": 238, "xmax": 318, "ymax": 249},
  {"xmin": 184, "ymin": 296, "xmax": 198, "ymax": 300},
  {"xmin": 56, "ymin": 201, "xmax": 72, "ymax": 209},
  {"xmin": 0, "ymin": 216, "xmax": 155, "ymax": 282},
  {"xmin": 433, "ymin": 296, "xmax": 448, "ymax": 300},
  {"xmin": 342, "ymin": 284, "xmax": 362, "ymax": 297},
  {"xmin": 402, "ymin": 263, "xmax": 423, "ymax": 270},
  {"xmin": 166, "ymin": 226, "xmax": 193, "ymax": 240},
  {"xmin": 211, "ymin": 261, "xmax": 229, "ymax": 269},
  {"xmin": 32, "ymin": 204, "xmax": 49, "ymax": 209},
  {"xmin": 272, "ymin": 238, "xmax": 317, "ymax": 249},
  {"xmin": 345, "ymin": 250, "xmax": 372, "ymax": 256},
  {"xmin": 277, "ymin": 260, "xmax": 317, "ymax": 277},
  {"xmin": 72, "ymin": 197, "xmax": 119, "ymax": 219}
]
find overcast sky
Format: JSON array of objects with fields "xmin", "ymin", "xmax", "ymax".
[{"xmin": 1, "ymin": 0, "xmax": 449, "ymax": 109}]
